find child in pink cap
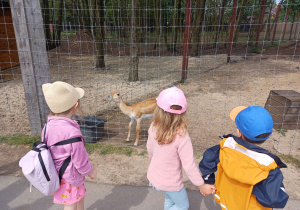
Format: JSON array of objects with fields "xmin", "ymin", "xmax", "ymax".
[{"xmin": 147, "ymin": 87, "xmax": 216, "ymax": 210}]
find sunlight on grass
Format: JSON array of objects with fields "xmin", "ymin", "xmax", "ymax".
[
  {"xmin": 85, "ymin": 143, "xmax": 142, "ymax": 156},
  {"xmin": 0, "ymin": 134, "xmax": 144, "ymax": 157},
  {"xmin": 1, "ymin": 134, "xmax": 298, "ymax": 169},
  {"xmin": 0, "ymin": 134, "xmax": 39, "ymax": 146}
]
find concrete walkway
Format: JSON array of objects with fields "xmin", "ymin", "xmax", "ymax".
[{"xmin": 0, "ymin": 176, "xmax": 299, "ymax": 210}]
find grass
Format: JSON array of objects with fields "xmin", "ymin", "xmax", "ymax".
[
  {"xmin": 0, "ymin": 134, "xmax": 40, "ymax": 146},
  {"xmin": 249, "ymin": 47, "xmax": 261, "ymax": 54},
  {"xmin": 84, "ymin": 143, "xmax": 148, "ymax": 157},
  {"xmin": 263, "ymin": 43, "xmax": 279, "ymax": 50},
  {"xmin": 1, "ymin": 134, "xmax": 299, "ymax": 169},
  {"xmin": 278, "ymin": 154, "xmax": 300, "ymax": 169},
  {"xmin": 0, "ymin": 133, "xmax": 147, "ymax": 157},
  {"xmin": 61, "ymin": 30, "xmax": 77, "ymax": 40},
  {"xmin": 277, "ymin": 127, "xmax": 287, "ymax": 137}
]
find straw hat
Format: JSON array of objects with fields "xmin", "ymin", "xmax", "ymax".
[{"xmin": 42, "ymin": 81, "xmax": 84, "ymax": 113}]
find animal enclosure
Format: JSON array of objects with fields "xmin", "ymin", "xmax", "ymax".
[{"xmin": 0, "ymin": 0, "xmax": 299, "ymax": 158}]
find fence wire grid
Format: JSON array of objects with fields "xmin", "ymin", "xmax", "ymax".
[{"xmin": 0, "ymin": 0, "xmax": 299, "ymax": 157}]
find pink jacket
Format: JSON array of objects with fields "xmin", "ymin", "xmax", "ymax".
[
  {"xmin": 147, "ymin": 123, "xmax": 204, "ymax": 192},
  {"xmin": 42, "ymin": 116, "xmax": 93, "ymax": 187}
]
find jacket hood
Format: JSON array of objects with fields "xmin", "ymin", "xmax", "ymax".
[{"xmin": 219, "ymin": 136, "xmax": 285, "ymax": 185}]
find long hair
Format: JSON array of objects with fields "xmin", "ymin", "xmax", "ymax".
[{"xmin": 153, "ymin": 105, "xmax": 188, "ymax": 145}]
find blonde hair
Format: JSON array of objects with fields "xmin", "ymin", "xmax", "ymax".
[{"xmin": 153, "ymin": 105, "xmax": 187, "ymax": 145}]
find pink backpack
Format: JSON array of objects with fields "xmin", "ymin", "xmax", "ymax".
[{"xmin": 19, "ymin": 124, "xmax": 81, "ymax": 196}]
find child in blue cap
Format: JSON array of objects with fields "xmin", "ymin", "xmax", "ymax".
[{"xmin": 199, "ymin": 106, "xmax": 289, "ymax": 210}]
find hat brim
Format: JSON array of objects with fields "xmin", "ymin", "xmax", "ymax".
[
  {"xmin": 230, "ymin": 106, "xmax": 247, "ymax": 121},
  {"xmin": 42, "ymin": 83, "xmax": 51, "ymax": 95},
  {"xmin": 76, "ymin": 87, "xmax": 84, "ymax": 99}
]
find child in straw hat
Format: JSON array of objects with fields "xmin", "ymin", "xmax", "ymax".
[
  {"xmin": 199, "ymin": 106, "xmax": 289, "ymax": 210},
  {"xmin": 42, "ymin": 81, "xmax": 97, "ymax": 210}
]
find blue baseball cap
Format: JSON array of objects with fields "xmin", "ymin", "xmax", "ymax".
[{"xmin": 230, "ymin": 106, "xmax": 273, "ymax": 141}]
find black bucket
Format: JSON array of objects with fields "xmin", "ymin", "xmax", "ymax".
[{"xmin": 75, "ymin": 116, "xmax": 107, "ymax": 143}]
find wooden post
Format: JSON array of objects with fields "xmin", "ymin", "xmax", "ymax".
[
  {"xmin": 255, "ymin": 0, "xmax": 266, "ymax": 47},
  {"xmin": 10, "ymin": 0, "xmax": 51, "ymax": 134},
  {"xmin": 181, "ymin": 0, "xmax": 192, "ymax": 81},
  {"xmin": 271, "ymin": 3, "xmax": 281, "ymax": 45},
  {"xmin": 227, "ymin": 0, "xmax": 238, "ymax": 63}
]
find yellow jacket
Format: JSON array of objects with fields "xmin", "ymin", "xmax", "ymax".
[{"xmin": 200, "ymin": 135, "xmax": 289, "ymax": 210}]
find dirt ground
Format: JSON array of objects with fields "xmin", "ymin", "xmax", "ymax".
[{"xmin": 0, "ymin": 40, "xmax": 300, "ymax": 199}]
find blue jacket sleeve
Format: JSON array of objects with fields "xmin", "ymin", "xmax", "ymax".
[
  {"xmin": 199, "ymin": 145, "xmax": 220, "ymax": 184},
  {"xmin": 252, "ymin": 168, "xmax": 289, "ymax": 208}
]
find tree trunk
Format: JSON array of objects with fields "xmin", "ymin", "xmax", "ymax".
[
  {"xmin": 249, "ymin": 0, "xmax": 258, "ymax": 43},
  {"xmin": 289, "ymin": 12, "xmax": 296, "ymax": 40},
  {"xmin": 191, "ymin": 0, "xmax": 206, "ymax": 56},
  {"xmin": 95, "ymin": 0, "xmax": 106, "ymax": 69},
  {"xmin": 271, "ymin": 2, "xmax": 281, "ymax": 44},
  {"xmin": 84, "ymin": 0, "xmax": 91, "ymax": 28},
  {"xmin": 121, "ymin": 0, "xmax": 128, "ymax": 38},
  {"xmin": 265, "ymin": 1, "xmax": 274, "ymax": 41},
  {"xmin": 212, "ymin": 1, "xmax": 219, "ymax": 36},
  {"xmin": 294, "ymin": 14, "xmax": 300, "ymax": 39},
  {"xmin": 139, "ymin": 0, "xmax": 146, "ymax": 43},
  {"xmin": 74, "ymin": 0, "xmax": 84, "ymax": 29},
  {"xmin": 233, "ymin": 0, "xmax": 247, "ymax": 43},
  {"xmin": 215, "ymin": 0, "xmax": 227, "ymax": 46},
  {"xmin": 163, "ymin": 1, "xmax": 171, "ymax": 52},
  {"xmin": 174, "ymin": 0, "xmax": 182, "ymax": 51},
  {"xmin": 171, "ymin": 0, "xmax": 177, "ymax": 51},
  {"xmin": 153, "ymin": 0, "xmax": 160, "ymax": 50},
  {"xmin": 129, "ymin": 0, "xmax": 139, "ymax": 82},
  {"xmin": 255, "ymin": 0, "xmax": 266, "ymax": 47},
  {"xmin": 282, "ymin": 7, "xmax": 289, "ymax": 41},
  {"xmin": 41, "ymin": 0, "xmax": 52, "ymax": 50},
  {"xmin": 53, "ymin": 0, "xmax": 63, "ymax": 47}
]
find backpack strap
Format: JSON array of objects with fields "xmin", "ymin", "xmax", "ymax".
[
  {"xmin": 32, "ymin": 141, "xmax": 48, "ymax": 152},
  {"xmin": 52, "ymin": 137, "xmax": 82, "ymax": 183},
  {"xmin": 42, "ymin": 123, "xmax": 47, "ymax": 143},
  {"xmin": 52, "ymin": 137, "xmax": 82, "ymax": 147},
  {"xmin": 36, "ymin": 123, "xmax": 81, "ymax": 183},
  {"xmin": 38, "ymin": 152, "xmax": 51, "ymax": 181}
]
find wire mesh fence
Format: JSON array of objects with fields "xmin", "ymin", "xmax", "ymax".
[{"xmin": 0, "ymin": 0, "xmax": 299, "ymax": 157}]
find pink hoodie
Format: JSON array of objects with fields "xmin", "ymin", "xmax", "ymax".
[
  {"xmin": 42, "ymin": 116, "xmax": 93, "ymax": 187},
  {"xmin": 147, "ymin": 123, "xmax": 204, "ymax": 192}
]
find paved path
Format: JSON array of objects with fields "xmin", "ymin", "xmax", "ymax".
[{"xmin": 0, "ymin": 176, "xmax": 299, "ymax": 210}]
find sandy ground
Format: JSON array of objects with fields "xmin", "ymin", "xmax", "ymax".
[{"xmin": 0, "ymin": 53, "xmax": 300, "ymax": 199}]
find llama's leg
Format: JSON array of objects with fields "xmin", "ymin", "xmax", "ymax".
[
  {"xmin": 134, "ymin": 118, "xmax": 142, "ymax": 146},
  {"xmin": 126, "ymin": 119, "xmax": 134, "ymax": 141}
]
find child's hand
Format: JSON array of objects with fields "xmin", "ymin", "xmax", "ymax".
[
  {"xmin": 199, "ymin": 184, "xmax": 216, "ymax": 196},
  {"xmin": 88, "ymin": 169, "xmax": 98, "ymax": 179}
]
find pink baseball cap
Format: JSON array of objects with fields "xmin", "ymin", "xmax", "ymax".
[{"xmin": 156, "ymin": 87, "xmax": 187, "ymax": 114}]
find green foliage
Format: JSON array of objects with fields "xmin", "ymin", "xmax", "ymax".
[
  {"xmin": 279, "ymin": 0, "xmax": 300, "ymax": 22},
  {"xmin": 263, "ymin": 43, "xmax": 279, "ymax": 50},
  {"xmin": 278, "ymin": 154, "xmax": 300, "ymax": 169},
  {"xmin": 138, "ymin": 150, "xmax": 148, "ymax": 156},
  {"xmin": 0, "ymin": 134, "xmax": 39, "ymax": 146},
  {"xmin": 277, "ymin": 127, "xmax": 287, "ymax": 136},
  {"xmin": 85, "ymin": 143, "xmax": 135, "ymax": 156},
  {"xmin": 61, "ymin": 30, "xmax": 77, "ymax": 40},
  {"xmin": 249, "ymin": 47, "xmax": 261, "ymax": 54}
]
